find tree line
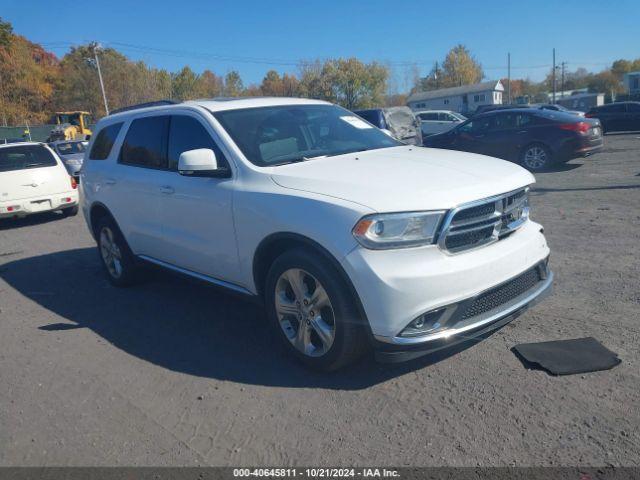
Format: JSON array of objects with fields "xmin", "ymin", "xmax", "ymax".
[
  {"xmin": 0, "ymin": 17, "xmax": 389, "ymax": 125},
  {"xmin": 1, "ymin": 16, "xmax": 639, "ymax": 126}
]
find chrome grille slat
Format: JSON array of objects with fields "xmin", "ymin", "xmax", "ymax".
[
  {"xmin": 448, "ymin": 220, "xmax": 502, "ymax": 235},
  {"xmin": 438, "ymin": 187, "xmax": 530, "ymax": 254}
]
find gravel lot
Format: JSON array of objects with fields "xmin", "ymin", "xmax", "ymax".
[{"xmin": 1, "ymin": 134, "xmax": 639, "ymax": 467}]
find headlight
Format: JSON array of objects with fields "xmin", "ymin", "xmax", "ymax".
[{"xmin": 352, "ymin": 211, "xmax": 445, "ymax": 249}]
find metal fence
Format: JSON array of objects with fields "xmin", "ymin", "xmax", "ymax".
[
  {"xmin": 0, "ymin": 124, "xmax": 56, "ymax": 143},
  {"xmin": 0, "ymin": 124, "xmax": 97, "ymax": 143}
]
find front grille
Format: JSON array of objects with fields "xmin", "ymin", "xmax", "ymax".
[
  {"xmin": 439, "ymin": 188, "xmax": 529, "ymax": 253},
  {"xmin": 445, "ymin": 225, "xmax": 494, "ymax": 250},
  {"xmin": 460, "ymin": 266, "xmax": 542, "ymax": 320}
]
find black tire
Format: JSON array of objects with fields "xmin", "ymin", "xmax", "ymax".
[
  {"xmin": 95, "ymin": 216, "xmax": 141, "ymax": 287},
  {"xmin": 265, "ymin": 248, "xmax": 368, "ymax": 371},
  {"xmin": 61, "ymin": 205, "xmax": 79, "ymax": 217},
  {"xmin": 519, "ymin": 143, "xmax": 553, "ymax": 172}
]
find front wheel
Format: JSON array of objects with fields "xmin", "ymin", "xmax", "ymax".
[
  {"xmin": 265, "ymin": 249, "xmax": 367, "ymax": 371},
  {"xmin": 520, "ymin": 143, "xmax": 553, "ymax": 171}
]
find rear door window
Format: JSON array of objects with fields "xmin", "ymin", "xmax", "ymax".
[
  {"xmin": 0, "ymin": 145, "xmax": 57, "ymax": 172},
  {"xmin": 89, "ymin": 123, "xmax": 123, "ymax": 160},
  {"xmin": 419, "ymin": 113, "xmax": 438, "ymax": 121},
  {"xmin": 167, "ymin": 115, "xmax": 228, "ymax": 171},
  {"xmin": 119, "ymin": 116, "xmax": 170, "ymax": 169}
]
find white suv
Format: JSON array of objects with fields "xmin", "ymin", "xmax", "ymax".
[{"xmin": 81, "ymin": 97, "xmax": 552, "ymax": 370}]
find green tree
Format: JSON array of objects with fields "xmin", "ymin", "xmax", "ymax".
[
  {"xmin": 171, "ymin": 66, "xmax": 198, "ymax": 100},
  {"xmin": 223, "ymin": 71, "xmax": 244, "ymax": 97},
  {"xmin": 0, "ymin": 17, "xmax": 13, "ymax": 47},
  {"xmin": 260, "ymin": 70, "xmax": 283, "ymax": 95},
  {"xmin": 299, "ymin": 58, "xmax": 388, "ymax": 109}
]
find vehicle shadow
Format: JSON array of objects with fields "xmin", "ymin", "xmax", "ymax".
[
  {"xmin": 0, "ymin": 248, "xmax": 496, "ymax": 390},
  {"xmin": 0, "ymin": 211, "xmax": 68, "ymax": 231},
  {"xmin": 543, "ymin": 162, "xmax": 583, "ymax": 173}
]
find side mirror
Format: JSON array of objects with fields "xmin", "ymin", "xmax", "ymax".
[{"xmin": 178, "ymin": 148, "xmax": 229, "ymax": 178}]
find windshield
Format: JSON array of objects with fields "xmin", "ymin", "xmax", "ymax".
[
  {"xmin": 56, "ymin": 142, "xmax": 86, "ymax": 155},
  {"xmin": 0, "ymin": 145, "xmax": 57, "ymax": 172},
  {"xmin": 212, "ymin": 104, "xmax": 401, "ymax": 166}
]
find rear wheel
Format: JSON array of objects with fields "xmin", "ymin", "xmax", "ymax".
[
  {"xmin": 96, "ymin": 217, "xmax": 140, "ymax": 287},
  {"xmin": 265, "ymin": 249, "xmax": 367, "ymax": 371},
  {"xmin": 520, "ymin": 143, "xmax": 552, "ymax": 171}
]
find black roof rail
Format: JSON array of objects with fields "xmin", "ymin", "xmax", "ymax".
[{"xmin": 109, "ymin": 100, "xmax": 178, "ymax": 115}]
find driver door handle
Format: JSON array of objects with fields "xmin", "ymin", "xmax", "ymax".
[
  {"xmin": 517, "ymin": 130, "xmax": 528, "ymax": 134},
  {"xmin": 159, "ymin": 185, "xmax": 174, "ymax": 195},
  {"xmin": 104, "ymin": 178, "xmax": 117, "ymax": 186}
]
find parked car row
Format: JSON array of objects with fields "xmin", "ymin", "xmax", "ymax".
[{"xmin": 423, "ymin": 108, "xmax": 603, "ymax": 171}]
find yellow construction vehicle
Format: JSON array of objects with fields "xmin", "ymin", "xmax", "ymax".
[{"xmin": 46, "ymin": 111, "xmax": 93, "ymax": 142}]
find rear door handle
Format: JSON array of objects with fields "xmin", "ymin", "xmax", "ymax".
[
  {"xmin": 159, "ymin": 185, "xmax": 174, "ymax": 195},
  {"xmin": 104, "ymin": 178, "xmax": 117, "ymax": 186},
  {"xmin": 517, "ymin": 130, "xmax": 528, "ymax": 134}
]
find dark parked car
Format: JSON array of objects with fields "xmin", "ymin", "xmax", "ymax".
[
  {"xmin": 472, "ymin": 104, "xmax": 526, "ymax": 116},
  {"xmin": 423, "ymin": 108, "xmax": 603, "ymax": 171},
  {"xmin": 585, "ymin": 101, "xmax": 640, "ymax": 133}
]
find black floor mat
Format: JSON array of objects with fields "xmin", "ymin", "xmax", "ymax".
[{"xmin": 512, "ymin": 337, "xmax": 621, "ymax": 375}]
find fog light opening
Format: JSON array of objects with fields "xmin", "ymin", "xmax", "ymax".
[{"xmin": 400, "ymin": 308, "xmax": 447, "ymax": 337}]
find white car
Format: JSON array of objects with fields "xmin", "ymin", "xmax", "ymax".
[
  {"xmin": 81, "ymin": 98, "xmax": 552, "ymax": 370},
  {"xmin": 0, "ymin": 142, "xmax": 79, "ymax": 219},
  {"xmin": 415, "ymin": 110, "xmax": 466, "ymax": 136}
]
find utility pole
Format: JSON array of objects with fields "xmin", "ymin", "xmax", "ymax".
[
  {"xmin": 434, "ymin": 61, "xmax": 439, "ymax": 89},
  {"xmin": 560, "ymin": 61, "xmax": 567, "ymax": 98},
  {"xmin": 91, "ymin": 42, "xmax": 109, "ymax": 115},
  {"xmin": 507, "ymin": 52, "xmax": 511, "ymax": 104},
  {"xmin": 552, "ymin": 48, "xmax": 556, "ymax": 104}
]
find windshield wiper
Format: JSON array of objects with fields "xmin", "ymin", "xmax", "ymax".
[{"xmin": 270, "ymin": 154, "xmax": 327, "ymax": 166}]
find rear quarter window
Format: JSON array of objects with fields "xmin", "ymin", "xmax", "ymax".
[
  {"xmin": 0, "ymin": 145, "xmax": 58, "ymax": 172},
  {"xmin": 89, "ymin": 122, "xmax": 123, "ymax": 160}
]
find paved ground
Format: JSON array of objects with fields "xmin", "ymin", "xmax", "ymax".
[{"xmin": 1, "ymin": 134, "xmax": 639, "ymax": 467}]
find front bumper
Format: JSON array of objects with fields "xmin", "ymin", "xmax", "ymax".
[{"xmin": 373, "ymin": 265, "xmax": 553, "ymax": 363}]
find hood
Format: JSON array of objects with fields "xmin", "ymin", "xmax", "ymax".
[{"xmin": 270, "ymin": 146, "xmax": 534, "ymax": 212}]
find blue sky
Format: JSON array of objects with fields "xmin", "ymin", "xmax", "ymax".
[{"xmin": 3, "ymin": 0, "xmax": 639, "ymax": 91}]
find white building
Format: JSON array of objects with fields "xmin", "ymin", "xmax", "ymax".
[
  {"xmin": 623, "ymin": 71, "xmax": 640, "ymax": 95},
  {"xmin": 407, "ymin": 80, "xmax": 504, "ymax": 114}
]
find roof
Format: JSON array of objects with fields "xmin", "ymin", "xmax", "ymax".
[
  {"xmin": 407, "ymin": 81, "xmax": 503, "ymax": 103},
  {"xmin": 104, "ymin": 97, "xmax": 331, "ymax": 121},
  {"xmin": 0, "ymin": 141, "xmax": 42, "ymax": 149}
]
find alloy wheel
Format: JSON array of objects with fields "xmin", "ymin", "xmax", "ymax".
[
  {"xmin": 99, "ymin": 227, "xmax": 123, "ymax": 279},
  {"xmin": 274, "ymin": 268, "xmax": 336, "ymax": 357},
  {"xmin": 523, "ymin": 146, "xmax": 548, "ymax": 170}
]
